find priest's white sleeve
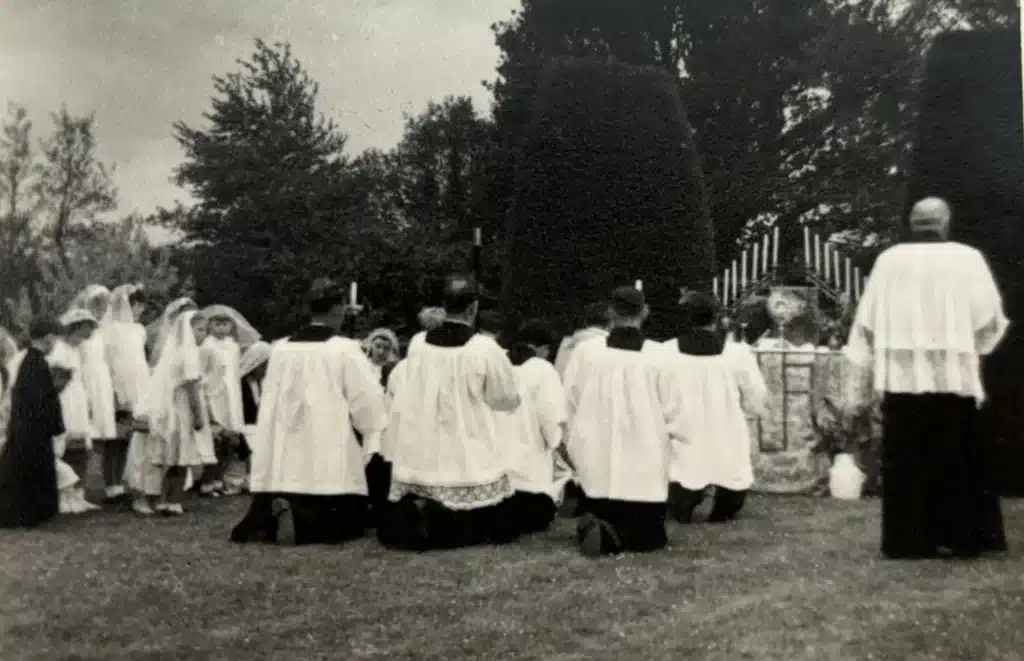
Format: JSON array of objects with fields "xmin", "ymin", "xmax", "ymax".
[
  {"xmin": 343, "ymin": 348, "xmax": 388, "ymax": 438},
  {"xmin": 481, "ymin": 344, "xmax": 520, "ymax": 412},
  {"xmin": 734, "ymin": 345, "xmax": 768, "ymax": 419},
  {"xmin": 969, "ymin": 251, "xmax": 1010, "ymax": 356},
  {"xmin": 534, "ymin": 362, "xmax": 567, "ymax": 450}
]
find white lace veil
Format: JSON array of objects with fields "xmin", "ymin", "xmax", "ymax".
[{"xmin": 202, "ymin": 304, "xmax": 261, "ymax": 348}]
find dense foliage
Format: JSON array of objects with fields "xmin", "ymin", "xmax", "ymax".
[{"xmin": 501, "ymin": 57, "xmax": 712, "ymax": 335}]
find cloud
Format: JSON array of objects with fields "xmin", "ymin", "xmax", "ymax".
[{"xmin": 0, "ymin": 0, "xmax": 518, "ymax": 217}]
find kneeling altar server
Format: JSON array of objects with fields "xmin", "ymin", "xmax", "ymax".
[{"xmin": 230, "ymin": 278, "xmax": 387, "ymax": 545}]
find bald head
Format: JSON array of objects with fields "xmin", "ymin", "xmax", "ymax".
[{"xmin": 909, "ymin": 197, "xmax": 952, "ymax": 237}]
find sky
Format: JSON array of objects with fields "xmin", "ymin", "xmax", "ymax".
[{"xmin": 0, "ymin": 0, "xmax": 520, "ymax": 220}]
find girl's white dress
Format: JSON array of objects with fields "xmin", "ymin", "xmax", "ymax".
[
  {"xmin": 79, "ymin": 333, "xmax": 118, "ymax": 439},
  {"xmin": 203, "ymin": 336, "xmax": 244, "ymax": 432}
]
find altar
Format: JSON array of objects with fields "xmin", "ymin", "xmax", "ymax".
[{"xmin": 747, "ymin": 347, "xmax": 853, "ymax": 493}]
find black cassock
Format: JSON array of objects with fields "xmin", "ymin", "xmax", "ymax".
[
  {"xmin": 0, "ymin": 348, "xmax": 64, "ymax": 529},
  {"xmin": 881, "ymin": 393, "xmax": 1006, "ymax": 559}
]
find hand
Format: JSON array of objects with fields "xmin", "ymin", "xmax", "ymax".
[{"xmin": 131, "ymin": 417, "xmax": 150, "ymax": 433}]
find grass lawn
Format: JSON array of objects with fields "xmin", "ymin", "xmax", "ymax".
[{"xmin": 1, "ymin": 494, "xmax": 1022, "ymax": 661}]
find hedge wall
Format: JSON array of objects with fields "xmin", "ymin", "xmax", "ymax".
[
  {"xmin": 500, "ymin": 56, "xmax": 714, "ymax": 338},
  {"xmin": 907, "ymin": 29, "xmax": 1024, "ymax": 495}
]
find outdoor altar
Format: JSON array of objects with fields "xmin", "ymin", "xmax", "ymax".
[{"xmin": 713, "ymin": 232, "xmax": 880, "ymax": 494}]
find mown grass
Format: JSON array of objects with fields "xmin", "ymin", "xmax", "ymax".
[{"xmin": 1, "ymin": 494, "xmax": 1021, "ymax": 661}]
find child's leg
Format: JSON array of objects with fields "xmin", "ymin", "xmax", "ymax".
[
  {"xmin": 707, "ymin": 487, "xmax": 747, "ymax": 523},
  {"xmin": 63, "ymin": 446, "xmax": 100, "ymax": 512},
  {"xmin": 159, "ymin": 466, "xmax": 187, "ymax": 514}
]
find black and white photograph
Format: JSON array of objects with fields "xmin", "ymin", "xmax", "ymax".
[{"xmin": 0, "ymin": 1, "xmax": 1022, "ymax": 659}]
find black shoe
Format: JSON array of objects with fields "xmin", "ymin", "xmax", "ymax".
[
  {"xmin": 577, "ymin": 513, "xmax": 620, "ymax": 557},
  {"xmin": 272, "ymin": 498, "xmax": 294, "ymax": 545}
]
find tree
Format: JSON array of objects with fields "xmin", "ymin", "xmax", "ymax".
[
  {"xmin": 34, "ymin": 106, "xmax": 118, "ymax": 269},
  {"xmin": 501, "ymin": 57, "xmax": 713, "ymax": 337},
  {"xmin": 173, "ymin": 39, "xmax": 364, "ymax": 334}
]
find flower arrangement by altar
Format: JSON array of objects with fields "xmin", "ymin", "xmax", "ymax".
[{"xmin": 809, "ymin": 397, "xmax": 882, "ymax": 496}]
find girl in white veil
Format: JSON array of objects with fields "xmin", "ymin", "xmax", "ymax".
[
  {"xmin": 144, "ymin": 310, "xmax": 215, "ymax": 515},
  {"xmin": 69, "ymin": 284, "xmax": 120, "ymax": 500},
  {"xmin": 126, "ymin": 296, "xmax": 197, "ymax": 514},
  {"xmin": 197, "ymin": 304, "xmax": 259, "ymax": 495},
  {"xmin": 100, "ymin": 284, "xmax": 151, "ymax": 501}
]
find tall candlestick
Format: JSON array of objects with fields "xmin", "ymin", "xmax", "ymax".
[
  {"xmin": 803, "ymin": 226, "xmax": 811, "ymax": 270},
  {"xmin": 814, "ymin": 235, "xmax": 821, "ymax": 274},
  {"xmin": 833, "ymin": 250, "xmax": 841, "ymax": 289},
  {"xmin": 635, "ymin": 279, "xmax": 643, "ymax": 292},
  {"xmin": 762, "ymin": 233, "xmax": 769, "ymax": 273},
  {"xmin": 350, "ymin": 281, "xmax": 358, "ymax": 306},
  {"xmin": 752, "ymin": 243, "xmax": 760, "ymax": 282},
  {"xmin": 772, "ymin": 226, "xmax": 780, "ymax": 268},
  {"xmin": 845, "ymin": 258, "xmax": 852, "ymax": 296},
  {"xmin": 723, "ymin": 269, "xmax": 731, "ymax": 306},
  {"xmin": 731, "ymin": 260, "xmax": 738, "ymax": 301},
  {"xmin": 740, "ymin": 249, "xmax": 747, "ymax": 291}
]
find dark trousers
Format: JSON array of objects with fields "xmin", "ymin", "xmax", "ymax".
[
  {"xmin": 377, "ymin": 495, "xmax": 519, "ymax": 552},
  {"xmin": 667, "ymin": 483, "xmax": 747, "ymax": 523},
  {"xmin": 576, "ymin": 492, "xmax": 667, "ymax": 555},
  {"xmin": 365, "ymin": 454, "xmax": 392, "ymax": 527},
  {"xmin": 230, "ymin": 493, "xmax": 368, "ymax": 546},
  {"xmin": 506, "ymin": 490, "xmax": 557, "ymax": 535},
  {"xmin": 881, "ymin": 393, "xmax": 1006, "ymax": 559}
]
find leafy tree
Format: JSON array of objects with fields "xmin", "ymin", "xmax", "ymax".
[
  {"xmin": 173, "ymin": 39, "xmax": 366, "ymax": 334},
  {"xmin": 34, "ymin": 106, "xmax": 118, "ymax": 269},
  {"xmin": 501, "ymin": 57, "xmax": 713, "ymax": 337}
]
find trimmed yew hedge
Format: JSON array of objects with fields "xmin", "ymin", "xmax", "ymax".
[{"xmin": 500, "ymin": 56, "xmax": 714, "ymax": 338}]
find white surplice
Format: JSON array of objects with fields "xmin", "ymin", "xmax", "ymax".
[
  {"xmin": 845, "ymin": 241, "xmax": 1009, "ymax": 407},
  {"xmin": 661, "ymin": 340, "xmax": 768, "ymax": 491},
  {"xmin": 564, "ymin": 335, "xmax": 678, "ymax": 502},
  {"xmin": 505, "ymin": 355, "xmax": 571, "ymax": 502},
  {"xmin": 386, "ymin": 332, "xmax": 520, "ymax": 510},
  {"xmin": 249, "ymin": 336, "xmax": 386, "ymax": 495}
]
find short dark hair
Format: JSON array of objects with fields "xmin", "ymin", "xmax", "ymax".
[
  {"xmin": 29, "ymin": 317, "xmax": 61, "ymax": 340},
  {"xmin": 583, "ymin": 302, "xmax": 609, "ymax": 328},
  {"xmin": 443, "ymin": 275, "xmax": 478, "ymax": 314},
  {"xmin": 128, "ymin": 288, "xmax": 148, "ymax": 306},
  {"xmin": 609, "ymin": 286, "xmax": 645, "ymax": 318},
  {"xmin": 517, "ymin": 318, "xmax": 554, "ymax": 349},
  {"xmin": 680, "ymin": 291, "xmax": 720, "ymax": 328},
  {"xmin": 477, "ymin": 310, "xmax": 502, "ymax": 334}
]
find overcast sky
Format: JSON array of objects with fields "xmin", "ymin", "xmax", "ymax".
[{"xmin": 0, "ymin": 0, "xmax": 519, "ymax": 218}]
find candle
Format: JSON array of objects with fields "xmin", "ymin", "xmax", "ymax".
[
  {"xmin": 731, "ymin": 260, "xmax": 738, "ymax": 301},
  {"xmin": 803, "ymin": 226, "xmax": 811, "ymax": 270},
  {"xmin": 824, "ymin": 243, "xmax": 831, "ymax": 281},
  {"xmin": 473, "ymin": 227, "xmax": 482, "ymax": 247},
  {"xmin": 845, "ymin": 258, "xmax": 852, "ymax": 296},
  {"xmin": 814, "ymin": 234, "xmax": 821, "ymax": 274},
  {"xmin": 772, "ymin": 226, "xmax": 779, "ymax": 268},
  {"xmin": 713, "ymin": 276, "xmax": 719, "ymax": 299},
  {"xmin": 762, "ymin": 233, "xmax": 769, "ymax": 273},
  {"xmin": 752, "ymin": 243, "xmax": 760, "ymax": 282},
  {"xmin": 723, "ymin": 269, "xmax": 731, "ymax": 306},
  {"xmin": 833, "ymin": 250, "xmax": 841, "ymax": 289},
  {"xmin": 349, "ymin": 281, "xmax": 358, "ymax": 306},
  {"xmin": 740, "ymin": 249, "xmax": 747, "ymax": 291},
  {"xmin": 635, "ymin": 279, "xmax": 643, "ymax": 292},
  {"xmin": 854, "ymin": 267, "xmax": 862, "ymax": 299}
]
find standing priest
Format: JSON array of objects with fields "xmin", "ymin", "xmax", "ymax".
[
  {"xmin": 378, "ymin": 274, "xmax": 521, "ymax": 551},
  {"xmin": 846, "ymin": 197, "xmax": 1009, "ymax": 559},
  {"xmin": 230, "ymin": 278, "xmax": 387, "ymax": 546}
]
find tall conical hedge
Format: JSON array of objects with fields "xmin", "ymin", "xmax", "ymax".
[
  {"xmin": 500, "ymin": 56, "xmax": 714, "ymax": 338},
  {"xmin": 907, "ymin": 29, "xmax": 1024, "ymax": 495}
]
